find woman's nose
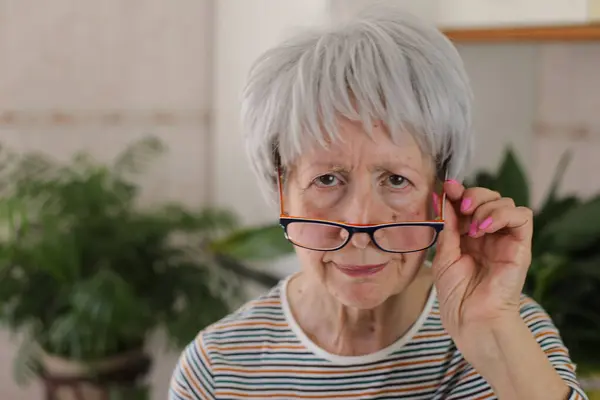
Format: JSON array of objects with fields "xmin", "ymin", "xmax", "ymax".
[
  {"xmin": 349, "ymin": 232, "xmax": 371, "ymax": 249},
  {"xmin": 342, "ymin": 183, "xmax": 380, "ymax": 225},
  {"xmin": 340, "ymin": 184, "xmax": 382, "ymax": 249}
]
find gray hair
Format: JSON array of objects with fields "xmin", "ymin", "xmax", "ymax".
[{"xmin": 241, "ymin": 5, "xmax": 473, "ymax": 202}]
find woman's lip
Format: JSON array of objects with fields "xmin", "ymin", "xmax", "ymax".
[{"xmin": 334, "ymin": 263, "xmax": 388, "ymax": 277}]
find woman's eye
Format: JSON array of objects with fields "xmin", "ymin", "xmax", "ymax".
[
  {"xmin": 387, "ymin": 175, "xmax": 409, "ymax": 189},
  {"xmin": 314, "ymin": 174, "xmax": 339, "ymax": 187}
]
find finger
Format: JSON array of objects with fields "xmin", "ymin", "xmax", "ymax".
[
  {"xmin": 465, "ymin": 197, "xmax": 514, "ymax": 237},
  {"xmin": 471, "ymin": 197, "xmax": 516, "ymax": 225},
  {"xmin": 458, "ymin": 187, "xmax": 503, "ymax": 216},
  {"xmin": 449, "ymin": 187, "xmax": 502, "ymax": 236},
  {"xmin": 470, "ymin": 205, "xmax": 533, "ymax": 241},
  {"xmin": 443, "ymin": 179, "xmax": 465, "ymax": 202}
]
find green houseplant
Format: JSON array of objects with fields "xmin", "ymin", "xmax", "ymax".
[
  {"xmin": 467, "ymin": 148, "xmax": 600, "ymax": 376},
  {"xmin": 0, "ymin": 137, "xmax": 293, "ymax": 398}
]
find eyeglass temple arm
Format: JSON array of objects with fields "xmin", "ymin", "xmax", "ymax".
[
  {"xmin": 277, "ymin": 166, "xmax": 285, "ymax": 216},
  {"xmin": 440, "ymin": 169, "xmax": 449, "ymax": 221}
]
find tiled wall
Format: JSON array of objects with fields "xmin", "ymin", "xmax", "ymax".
[
  {"xmin": 0, "ymin": 1, "xmax": 213, "ymax": 399},
  {"xmin": 533, "ymin": 43, "xmax": 600, "ymax": 205},
  {"xmin": 0, "ymin": 0, "xmax": 214, "ymax": 207},
  {"xmin": 458, "ymin": 42, "xmax": 600, "ymax": 207}
]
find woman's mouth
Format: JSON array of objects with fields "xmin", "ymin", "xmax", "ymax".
[{"xmin": 334, "ymin": 262, "xmax": 388, "ymax": 277}]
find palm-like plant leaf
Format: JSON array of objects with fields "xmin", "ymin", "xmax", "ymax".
[
  {"xmin": 0, "ymin": 136, "xmax": 292, "ymax": 387},
  {"xmin": 210, "ymin": 224, "xmax": 293, "ymax": 261}
]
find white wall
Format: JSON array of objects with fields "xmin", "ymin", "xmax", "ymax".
[
  {"xmin": 457, "ymin": 43, "xmax": 539, "ymax": 175},
  {"xmin": 212, "ymin": 0, "xmax": 330, "ymax": 226}
]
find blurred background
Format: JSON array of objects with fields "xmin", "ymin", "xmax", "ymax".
[{"xmin": 0, "ymin": 1, "xmax": 599, "ymax": 399}]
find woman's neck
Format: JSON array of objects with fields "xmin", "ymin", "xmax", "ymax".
[{"xmin": 286, "ymin": 266, "xmax": 433, "ymax": 356}]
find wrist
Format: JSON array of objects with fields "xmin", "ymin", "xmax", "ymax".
[
  {"xmin": 454, "ymin": 312, "xmax": 522, "ymax": 361},
  {"xmin": 454, "ymin": 312, "xmax": 570, "ymax": 400}
]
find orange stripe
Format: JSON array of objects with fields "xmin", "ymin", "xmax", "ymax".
[
  {"xmin": 207, "ymin": 343, "xmax": 306, "ymax": 352},
  {"xmin": 472, "ymin": 392, "xmax": 496, "ymax": 400},
  {"xmin": 172, "ymin": 385, "xmax": 193, "ymax": 400},
  {"xmin": 545, "ymin": 347, "xmax": 568, "ymax": 356},
  {"xmin": 520, "ymin": 296, "xmax": 539, "ymax": 307},
  {"xmin": 249, "ymin": 299, "xmax": 282, "ymax": 306},
  {"xmin": 523, "ymin": 314, "xmax": 550, "ymax": 325},
  {"xmin": 534, "ymin": 329, "xmax": 558, "ymax": 341},
  {"xmin": 182, "ymin": 358, "xmax": 211, "ymax": 400},
  {"xmin": 218, "ymin": 382, "xmax": 441, "ymax": 399},
  {"xmin": 217, "ymin": 320, "xmax": 289, "ymax": 330},
  {"xmin": 413, "ymin": 331, "xmax": 447, "ymax": 340},
  {"xmin": 457, "ymin": 368, "xmax": 478, "ymax": 382},
  {"xmin": 442, "ymin": 359, "xmax": 468, "ymax": 380},
  {"xmin": 214, "ymin": 355, "xmax": 447, "ymax": 375},
  {"xmin": 199, "ymin": 339, "xmax": 213, "ymax": 368}
]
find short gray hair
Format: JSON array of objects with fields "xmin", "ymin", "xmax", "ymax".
[{"xmin": 241, "ymin": 5, "xmax": 473, "ymax": 201}]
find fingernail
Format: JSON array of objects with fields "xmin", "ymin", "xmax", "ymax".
[
  {"xmin": 479, "ymin": 217, "xmax": 493, "ymax": 230},
  {"xmin": 446, "ymin": 179, "xmax": 460, "ymax": 185},
  {"xmin": 432, "ymin": 193, "xmax": 440, "ymax": 214},
  {"xmin": 468, "ymin": 220, "xmax": 478, "ymax": 237},
  {"xmin": 461, "ymin": 198, "xmax": 472, "ymax": 212}
]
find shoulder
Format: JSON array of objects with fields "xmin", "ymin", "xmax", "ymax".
[
  {"xmin": 169, "ymin": 282, "xmax": 290, "ymax": 399},
  {"xmin": 203, "ymin": 281, "xmax": 287, "ymax": 337},
  {"xmin": 184, "ymin": 281, "xmax": 289, "ymax": 358}
]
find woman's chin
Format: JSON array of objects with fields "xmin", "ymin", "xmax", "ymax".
[
  {"xmin": 333, "ymin": 289, "xmax": 390, "ymax": 310},
  {"xmin": 328, "ymin": 274, "xmax": 395, "ymax": 310}
]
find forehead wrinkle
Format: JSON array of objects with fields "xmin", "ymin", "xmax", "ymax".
[{"xmin": 299, "ymin": 150, "xmax": 427, "ymax": 173}]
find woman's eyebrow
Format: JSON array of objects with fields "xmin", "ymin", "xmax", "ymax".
[{"xmin": 373, "ymin": 160, "xmax": 422, "ymax": 174}]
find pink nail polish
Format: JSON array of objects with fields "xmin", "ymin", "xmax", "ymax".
[
  {"xmin": 479, "ymin": 217, "xmax": 493, "ymax": 230},
  {"xmin": 446, "ymin": 179, "xmax": 460, "ymax": 185},
  {"xmin": 461, "ymin": 198, "xmax": 472, "ymax": 212},
  {"xmin": 468, "ymin": 220, "xmax": 478, "ymax": 237}
]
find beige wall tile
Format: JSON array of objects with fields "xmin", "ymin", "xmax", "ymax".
[{"xmin": 0, "ymin": 0, "xmax": 213, "ymax": 110}]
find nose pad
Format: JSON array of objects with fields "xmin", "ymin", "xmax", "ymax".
[{"xmin": 349, "ymin": 232, "xmax": 371, "ymax": 249}]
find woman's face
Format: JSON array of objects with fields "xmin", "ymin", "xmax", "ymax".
[{"xmin": 285, "ymin": 119, "xmax": 436, "ymax": 310}]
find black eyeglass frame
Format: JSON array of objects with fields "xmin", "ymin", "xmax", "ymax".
[{"xmin": 279, "ymin": 217, "xmax": 444, "ymax": 254}]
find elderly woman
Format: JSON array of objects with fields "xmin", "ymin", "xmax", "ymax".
[{"xmin": 170, "ymin": 6, "xmax": 587, "ymax": 400}]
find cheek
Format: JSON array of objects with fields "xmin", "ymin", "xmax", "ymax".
[
  {"xmin": 289, "ymin": 195, "xmax": 337, "ymax": 220},
  {"xmin": 390, "ymin": 193, "xmax": 430, "ymax": 220},
  {"xmin": 295, "ymin": 247, "xmax": 326, "ymax": 273}
]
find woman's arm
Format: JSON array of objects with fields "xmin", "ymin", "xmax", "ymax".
[
  {"xmin": 447, "ymin": 297, "xmax": 588, "ymax": 400},
  {"xmin": 434, "ymin": 181, "xmax": 588, "ymax": 399}
]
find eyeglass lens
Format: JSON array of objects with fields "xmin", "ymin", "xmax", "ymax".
[{"xmin": 285, "ymin": 222, "xmax": 437, "ymax": 252}]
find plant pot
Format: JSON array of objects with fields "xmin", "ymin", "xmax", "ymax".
[
  {"xmin": 41, "ymin": 348, "xmax": 146, "ymax": 378},
  {"xmin": 39, "ymin": 348, "xmax": 151, "ymax": 400}
]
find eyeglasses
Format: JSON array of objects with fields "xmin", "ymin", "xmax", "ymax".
[{"xmin": 276, "ymin": 166, "xmax": 446, "ymax": 254}]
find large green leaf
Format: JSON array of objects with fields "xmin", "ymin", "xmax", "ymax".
[
  {"xmin": 210, "ymin": 224, "xmax": 293, "ymax": 261},
  {"xmin": 540, "ymin": 195, "xmax": 600, "ymax": 252},
  {"xmin": 532, "ymin": 196, "xmax": 580, "ymax": 255},
  {"xmin": 495, "ymin": 147, "xmax": 529, "ymax": 207}
]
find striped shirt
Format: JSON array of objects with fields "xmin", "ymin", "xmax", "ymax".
[{"xmin": 170, "ymin": 276, "xmax": 588, "ymax": 399}]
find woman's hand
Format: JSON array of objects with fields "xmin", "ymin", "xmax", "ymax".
[
  {"xmin": 430, "ymin": 180, "xmax": 572, "ymax": 399},
  {"xmin": 431, "ymin": 179, "xmax": 533, "ymax": 340}
]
